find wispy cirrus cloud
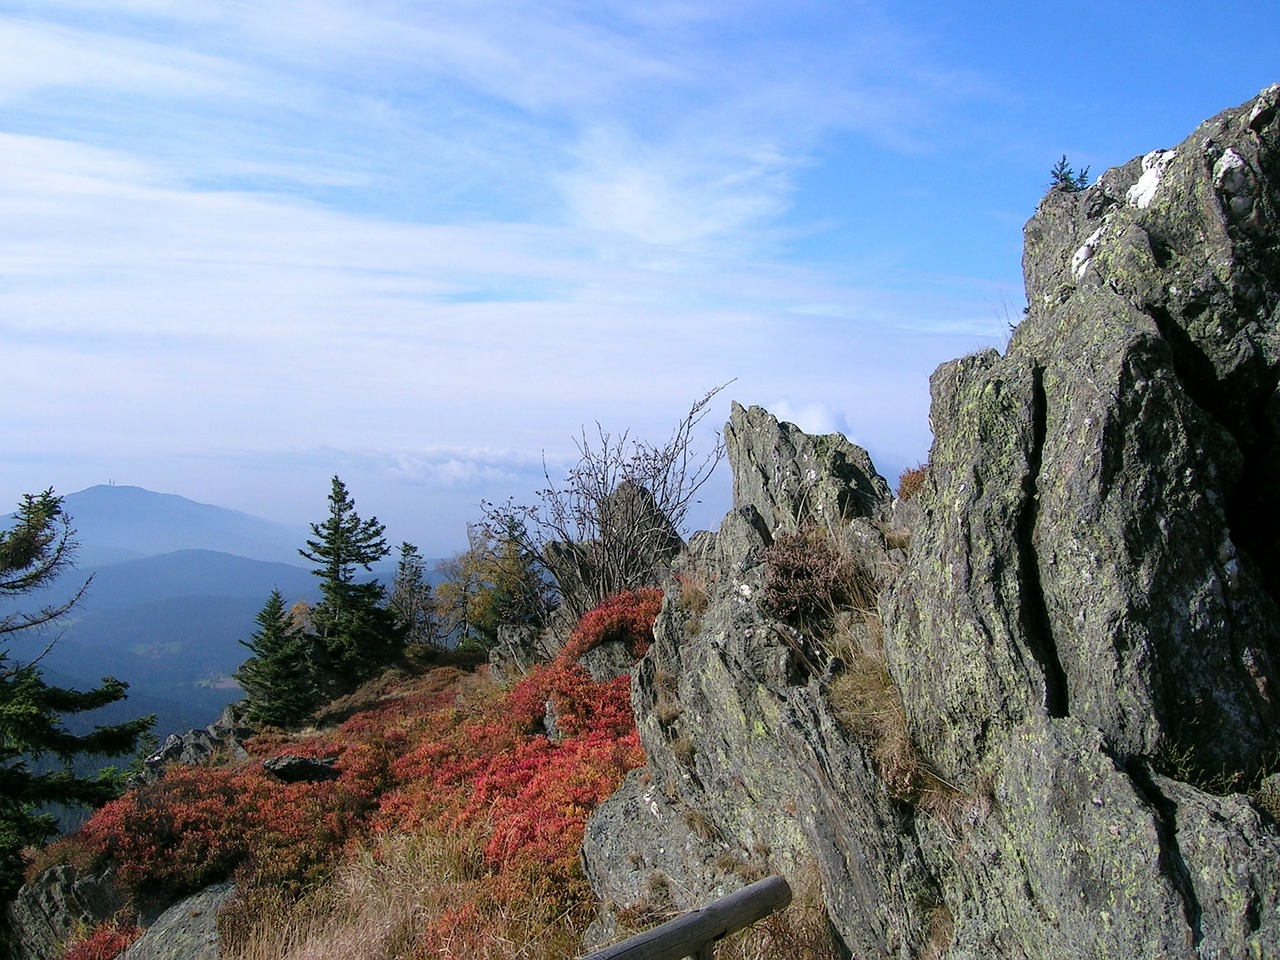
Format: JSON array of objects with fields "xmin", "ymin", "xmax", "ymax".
[{"xmin": 0, "ymin": 1, "xmax": 1016, "ymax": 549}]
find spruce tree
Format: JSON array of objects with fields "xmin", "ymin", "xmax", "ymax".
[
  {"xmin": 0, "ymin": 490, "xmax": 152, "ymax": 900},
  {"xmin": 299, "ymin": 477, "xmax": 400, "ymax": 685},
  {"xmin": 235, "ymin": 590, "xmax": 319, "ymax": 727},
  {"xmin": 1049, "ymin": 154, "xmax": 1090, "ymax": 192},
  {"xmin": 389, "ymin": 542, "xmax": 440, "ymax": 647}
]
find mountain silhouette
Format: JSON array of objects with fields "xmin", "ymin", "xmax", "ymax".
[{"xmin": 59, "ymin": 484, "xmax": 308, "ymax": 567}]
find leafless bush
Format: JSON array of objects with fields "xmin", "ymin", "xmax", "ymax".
[{"xmin": 484, "ymin": 385, "xmax": 729, "ymax": 620}]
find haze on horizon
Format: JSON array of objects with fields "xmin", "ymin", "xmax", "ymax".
[{"xmin": 1, "ymin": 1, "xmax": 1274, "ymax": 554}]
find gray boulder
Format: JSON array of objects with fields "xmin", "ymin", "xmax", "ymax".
[
  {"xmin": 887, "ymin": 80, "xmax": 1280, "ymax": 799},
  {"xmin": 5, "ymin": 865, "xmax": 127, "ymax": 960},
  {"xmin": 577, "ymin": 639, "xmax": 641, "ymax": 682},
  {"xmin": 263, "ymin": 754, "xmax": 339, "ymax": 783},
  {"xmin": 121, "ymin": 882, "xmax": 235, "ymax": 960},
  {"xmin": 545, "ymin": 481, "xmax": 685, "ymax": 620},
  {"xmin": 488, "ymin": 624, "xmax": 564, "ymax": 684}
]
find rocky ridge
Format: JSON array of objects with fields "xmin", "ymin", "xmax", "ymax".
[
  {"xmin": 583, "ymin": 85, "xmax": 1280, "ymax": 959},
  {"xmin": 583, "ymin": 403, "xmax": 936, "ymax": 956}
]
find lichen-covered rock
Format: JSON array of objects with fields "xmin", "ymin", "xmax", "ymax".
[
  {"xmin": 883, "ymin": 84, "xmax": 1280, "ymax": 957},
  {"xmin": 577, "ymin": 639, "xmax": 638, "ymax": 682},
  {"xmin": 725, "ymin": 402, "xmax": 892, "ymax": 532},
  {"xmin": 4, "ymin": 865, "xmax": 127, "ymax": 960},
  {"xmin": 120, "ymin": 882, "xmax": 234, "ymax": 960},
  {"xmin": 581, "ymin": 769, "xmax": 754, "ymax": 948},
  {"xmin": 582, "ymin": 405, "xmax": 934, "ymax": 956},
  {"xmin": 888, "ymin": 82, "xmax": 1280, "ymax": 784},
  {"xmin": 586, "ymin": 87, "xmax": 1280, "ymax": 960}
]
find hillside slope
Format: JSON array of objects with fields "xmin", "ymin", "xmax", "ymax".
[{"xmin": 5, "ymin": 605, "xmax": 656, "ymax": 960}]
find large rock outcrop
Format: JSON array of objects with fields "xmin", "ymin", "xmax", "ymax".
[
  {"xmin": 582, "ymin": 405, "xmax": 938, "ymax": 957},
  {"xmin": 880, "ymin": 83, "xmax": 1280, "ymax": 958},
  {"xmin": 584, "ymin": 85, "xmax": 1280, "ymax": 959},
  {"xmin": 724, "ymin": 403, "xmax": 892, "ymax": 531},
  {"xmin": 4, "ymin": 866, "xmax": 128, "ymax": 960}
]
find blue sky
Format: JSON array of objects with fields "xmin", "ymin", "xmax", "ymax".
[{"xmin": 1, "ymin": 1, "xmax": 1276, "ymax": 555}]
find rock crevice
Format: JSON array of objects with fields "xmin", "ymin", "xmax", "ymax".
[{"xmin": 1016, "ymin": 365, "xmax": 1069, "ymax": 719}]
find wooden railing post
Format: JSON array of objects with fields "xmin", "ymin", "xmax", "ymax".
[{"xmin": 578, "ymin": 875, "xmax": 793, "ymax": 960}]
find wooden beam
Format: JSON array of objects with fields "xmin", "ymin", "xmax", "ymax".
[{"xmin": 579, "ymin": 875, "xmax": 793, "ymax": 960}]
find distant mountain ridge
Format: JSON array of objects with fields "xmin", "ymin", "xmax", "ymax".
[
  {"xmin": 58, "ymin": 484, "xmax": 309, "ymax": 567},
  {"xmin": 42, "ymin": 549, "xmax": 318, "ymax": 613},
  {"xmin": 1, "ymin": 486, "xmax": 320, "ymax": 738},
  {"xmin": 2, "ymin": 484, "xmax": 427, "ymax": 739}
]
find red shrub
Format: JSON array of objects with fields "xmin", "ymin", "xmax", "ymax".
[
  {"xmin": 78, "ymin": 748, "xmax": 381, "ymax": 896},
  {"xmin": 65, "ymin": 594, "xmax": 655, "ymax": 919},
  {"xmin": 60, "ymin": 918, "xmax": 142, "ymax": 960},
  {"xmin": 558, "ymin": 588, "xmax": 663, "ymax": 664},
  {"xmin": 80, "ymin": 767, "xmax": 251, "ymax": 895},
  {"xmin": 378, "ymin": 661, "xmax": 643, "ymax": 896},
  {"xmin": 897, "ymin": 463, "xmax": 929, "ymax": 501}
]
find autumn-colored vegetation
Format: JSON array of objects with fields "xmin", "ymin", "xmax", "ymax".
[
  {"xmin": 60, "ymin": 919, "xmax": 142, "ymax": 960},
  {"xmin": 896, "ymin": 463, "xmax": 928, "ymax": 501},
  {"xmin": 558, "ymin": 586, "xmax": 663, "ymax": 663},
  {"xmin": 47, "ymin": 591, "xmax": 663, "ymax": 960}
]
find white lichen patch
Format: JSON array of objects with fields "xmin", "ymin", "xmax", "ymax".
[
  {"xmin": 1071, "ymin": 227, "xmax": 1105, "ymax": 278},
  {"xmin": 1248, "ymin": 83, "xmax": 1280, "ymax": 128},
  {"xmin": 1212, "ymin": 148, "xmax": 1258, "ymax": 221},
  {"xmin": 1213, "ymin": 148, "xmax": 1249, "ymax": 193},
  {"xmin": 1126, "ymin": 149, "xmax": 1178, "ymax": 209}
]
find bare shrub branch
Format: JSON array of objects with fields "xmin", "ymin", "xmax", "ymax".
[{"xmin": 484, "ymin": 384, "xmax": 730, "ymax": 620}]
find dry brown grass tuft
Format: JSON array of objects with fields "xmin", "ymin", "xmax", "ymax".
[
  {"xmin": 653, "ymin": 671, "xmax": 684, "ymax": 728},
  {"xmin": 881, "ymin": 525, "xmax": 913, "ymax": 552},
  {"xmin": 670, "ymin": 731, "xmax": 696, "ymax": 768},
  {"xmin": 653, "ymin": 695, "xmax": 684, "ymax": 727},
  {"xmin": 676, "ymin": 572, "xmax": 711, "ymax": 636},
  {"xmin": 920, "ymin": 902, "xmax": 956, "ymax": 960},
  {"xmin": 219, "ymin": 830, "xmax": 584, "ymax": 960},
  {"xmin": 1256, "ymin": 776, "xmax": 1280, "ymax": 822},
  {"xmin": 828, "ymin": 654, "xmax": 919, "ymax": 800},
  {"xmin": 827, "ymin": 649, "xmax": 960, "ymax": 811},
  {"xmin": 716, "ymin": 869, "xmax": 842, "ymax": 960},
  {"xmin": 681, "ymin": 805, "xmax": 721, "ymax": 842}
]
